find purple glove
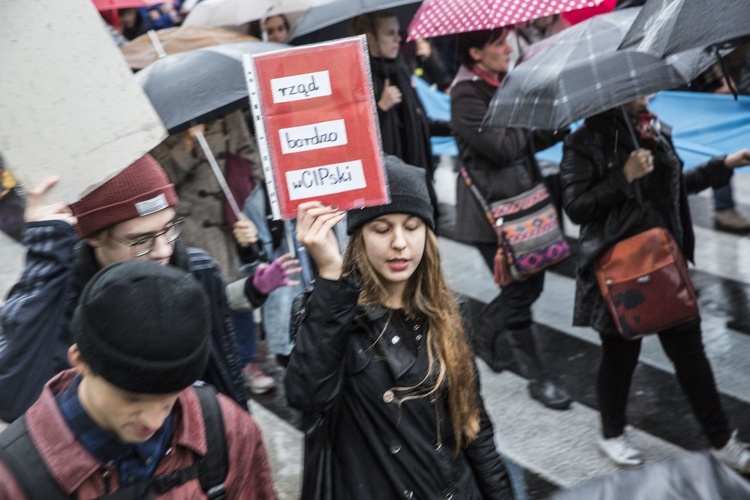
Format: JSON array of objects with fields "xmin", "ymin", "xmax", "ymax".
[{"xmin": 252, "ymin": 259, "xmax": 289, "ymax": 295}]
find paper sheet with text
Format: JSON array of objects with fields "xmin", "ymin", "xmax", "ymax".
[{"xmin": 244, "ymin": 36, "xmax": 387, "ymax": 219}]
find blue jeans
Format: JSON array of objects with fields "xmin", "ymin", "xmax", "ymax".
[
  {"xmin": 232, "ymin": 310, "xmax": 256, "ymax": 367},
  {"xmin": 713, "ymin": 182, "xmax": 735, "ymax": 211}
]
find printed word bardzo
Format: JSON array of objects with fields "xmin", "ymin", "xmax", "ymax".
[{"xmin": 280, "ymin": 119, "xmax": 348, "ymax": 154}]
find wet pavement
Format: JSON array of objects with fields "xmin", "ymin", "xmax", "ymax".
[{"xmin": 2, "ymin": 156, "xmax": 750, "ymax": 498}]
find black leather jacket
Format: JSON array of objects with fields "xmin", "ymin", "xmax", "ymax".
[
  {"xmin": 285, "ymin": 278, "xmax": 512, "ymax": 500},
  {"xmin": 560, "ymin": 112, "xmax": 732, "ymax": 332}
]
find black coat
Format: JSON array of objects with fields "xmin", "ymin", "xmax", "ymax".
[
  {"xmin": 285, "ymin": 278, "xmax": 513, "ymax": 500},
  {"xmin": 560, "ymin": 112, "xmax": 732, "ymax": 333},
  {"xmin": 450, "ymin": 73, "xmax": 561, "ymax": 244}
]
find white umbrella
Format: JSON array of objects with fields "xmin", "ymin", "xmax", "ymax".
[{"xmin": 182, "ymin": 0, "xmax": 330, "ymax": 31}]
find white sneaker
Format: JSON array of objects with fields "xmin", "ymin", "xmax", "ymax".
[
  {"xmin": 598, "ymin": 434, "xmax": 643, "ymax": 466},
  {"xmin": 711, "ymin": 430, "xmax": 750, "ymax": 474},
  {"xmin": 242, "ymin": 362, "xmax": 276, "ymax": 395}
]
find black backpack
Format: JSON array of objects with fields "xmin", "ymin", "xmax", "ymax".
[{"xmin": 0, "ymin": 383, "xmax": 228, "ymax": 499}]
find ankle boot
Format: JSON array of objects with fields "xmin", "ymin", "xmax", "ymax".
[{"xmin": 506, "ymin": 326, "xmax": 572, "ymax": 410}]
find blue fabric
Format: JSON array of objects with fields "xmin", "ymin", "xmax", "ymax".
[
  {"xmin": 535, "ymin": 91, "xmax": 750, "ymax": 171},
  {"xmin": 412, "ymin": 76, "xmax": 459, "ymax": 157},
  {"xmin": 713, "ymin": 183, "xmax": 735, "ymax": 211},
  {"xmin": 232, "ymin": 310, "xmax": 256, "ymax": 366},
  {"xmin": 57, "ymin": 375, "xmax": 173, "ymax": 487}
]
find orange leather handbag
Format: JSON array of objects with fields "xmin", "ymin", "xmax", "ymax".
[{"xmin": 595, "ymin": 227, "xmax": 698, "ymax": 339}]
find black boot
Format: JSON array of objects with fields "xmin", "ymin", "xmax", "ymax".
[
  {"xmin": 507, "ymin": 326, "xmax": 572, "ymax": 410},
  {"xmin": 475, "ymin": 296, "xmax": 508, "ymax": 372}
]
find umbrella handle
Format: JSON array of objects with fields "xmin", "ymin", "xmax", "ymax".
[
  {"xmin": 714, "ymin": 46, "xmax": 739, "ymax": 101},
  {"xmin": 620, "ymin": 106, "xmax": 644, "ymax": 205},
  {"xmin": 620, "ymin": 106, "xmax": 640, "ymax": 150},
  {"xmin": 193, "ymin": 129, "xmax": 243, "ymax": 219}
]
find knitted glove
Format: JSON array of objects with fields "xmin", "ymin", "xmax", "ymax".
[{"xmin": 252, "ymin": 258, "xmax": 289, "ymax": 295}]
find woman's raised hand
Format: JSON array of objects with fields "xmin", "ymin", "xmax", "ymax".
[{"xmin": 296, "ymin": 202, "xmax": 346, "ymax": 280}]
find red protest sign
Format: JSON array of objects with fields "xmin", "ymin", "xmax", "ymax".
[{"xmin": 244, "ymin": 37, "xmax": 387, "ymax": 219}]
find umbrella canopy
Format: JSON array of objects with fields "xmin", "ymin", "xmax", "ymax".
[
  {"xmin": 182, "ymin": 0, "xmax": 325, "ymax": 30},
  {"xmin": 406, "ymin": 0, "xmax": 603, "ymax": 41},
  {"xmin": 134, "ymin": 41, "xmax": 288, "ymax": 134},
  {"xmin": 293, "ymin": 0, "xmax": 419, "ymax": 38},
  {"xmin": 122, "ymin": 26, "xmax": 258, "ymax": 70},
  {"xmin": 617, "ymin": 0, "xmax": 750, "ymax": 58},
  {"xmin": 93, "ymin": 0, "xmax": 160, "ymax": 10},
  {"xmin": 482, "ymin": 8, "xmax": 717, "ymax": 131}
]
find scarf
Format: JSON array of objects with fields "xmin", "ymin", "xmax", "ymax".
[
  {"xmin": 370, "ymin": 56, "xmax": 432, "ymax": 171},
  {"xmin": 468, "ymin": 64, "xmax": 504, "ymax": 88}
]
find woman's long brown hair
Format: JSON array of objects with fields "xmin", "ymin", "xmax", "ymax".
[{"xmin": 343, "ymin": 227, "xmax": 480, "ymax": 449}]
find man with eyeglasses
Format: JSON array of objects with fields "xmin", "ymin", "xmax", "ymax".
[{"xmin": 0, "ymin": 154, "xmax": 283, "ymax": 422}]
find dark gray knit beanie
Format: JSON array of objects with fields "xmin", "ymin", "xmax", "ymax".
[
  {"xmin": 71, "ymin": 260, "xmax": 210, "ymax": 394},
  {"xmin": 347, "ymin": 155, "xmax": 435, "ymax": 234}
]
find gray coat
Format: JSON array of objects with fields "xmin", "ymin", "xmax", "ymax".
[
  {"xmin": 151, "ymin": 110, "xmax": 262, "ymax": 282},
  {"xmin": 449, "ymin": 68, "xmax": 560, "ymax": 244}
]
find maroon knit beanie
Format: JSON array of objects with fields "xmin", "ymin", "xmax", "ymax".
[{"xmin": 70, "ymin": 154, "xmax": 178, "ymax": 238}]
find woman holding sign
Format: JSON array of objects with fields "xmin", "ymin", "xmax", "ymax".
[
  {"xmin": 285, "ymin": 156, "xmax": 514, "ymax": 499},
  {"xmin": 351, "ymin": 10, "xmax": 451, "ymax": 225}
]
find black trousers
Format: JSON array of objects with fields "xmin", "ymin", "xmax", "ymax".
[
  {"xmin": 597, "ymin": 318, "xmax": 731, "ymax": 448},
  {"xmin": 476, "ymin": 242, "xmax": 545, "ymax": 330}
]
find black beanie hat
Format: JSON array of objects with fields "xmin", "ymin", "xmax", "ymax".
[
  {"xmin": 71, "ymin": 260, "xmax": 210, "ymax": 394},
  {"xmin": 347, "ymin": 155, "xmax": 435, "ymax": 234}
]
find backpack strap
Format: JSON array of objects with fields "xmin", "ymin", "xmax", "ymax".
[
  {"xmin": 0, "ymin": 416, "xmax": 69, "ymax": 498},
  {"xmin": 193, "ymin": 382, "xmax": 229, "ymax": 499}
]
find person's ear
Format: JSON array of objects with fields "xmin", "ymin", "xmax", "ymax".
[
  {"xmin": 68, "ymin": 344, "xmax": 91, "ymax": 376},
  {"xmin": 469, "ymin": 46, "xmax": 483, "ymax": 64},
  {"xmin": 86, "ymin": 231, "xmax": 106, "ymax": 248}
]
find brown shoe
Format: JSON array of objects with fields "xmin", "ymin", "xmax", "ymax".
[{"xmin": 713, "ymin": 208, "xmax": 750, "ymax": 233}]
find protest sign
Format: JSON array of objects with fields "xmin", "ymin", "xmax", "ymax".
[
  {"xmin": 0, "ymin": 0, "xmax": 167, "ymax": 204},
  {"xmin": 244, "ymin": 36, "xmax": 387, "ymax": 219}
]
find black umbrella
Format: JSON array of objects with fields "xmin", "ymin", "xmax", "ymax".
[
  {"xmin": 134, "ymin": 40, "xmax": 288, "ymax": 134},
  {"xmin": 135, "ymin": 40, "xmax": 288, "ymax": 218},
  {"xmin": 482, "ymin": 8, "xmax": 716, "ymax": 131},
  {"xmin": 617, "ymin": 0, "xmax": 750, "ymax": 98},
  {"xmin": 617, "ymin": 0, "xmax": 750, "ymax": 58}
]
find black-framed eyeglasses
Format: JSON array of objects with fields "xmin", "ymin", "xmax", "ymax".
[{"xmin": 108, "ymin": 218, "xmax": 185, "ymax": 257}]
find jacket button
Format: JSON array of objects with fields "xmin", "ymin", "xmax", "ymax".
[
  {"xmin": 389, "ymin": 442, "xmax": 401, "ymax": 454},
  {"xmin": 391, "ymin": 335, "xmax": 400, "ymax": 345},
  {"xmin": 403, "ymin": 490, "xmax": 413, "ymax": 499},
  {"xmin": 383, "ymin": 390, "xmax": 395, "ymax": 403},
  {"xmin": 442, "ymin": 490, "xmax": 454, "ymax": 499}
]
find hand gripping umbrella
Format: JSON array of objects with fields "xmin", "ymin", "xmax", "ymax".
[
  {"xmin": 482, "ymin": 8, "xmax": 717, "ymax": 133},
  {"xmin": 135, "ymin": 41, "xmax": 288, "ymax": 220}
]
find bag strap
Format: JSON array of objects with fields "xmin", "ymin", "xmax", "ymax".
[
  {"xmin": 193, "ymin": 383, "xmax": 229, "ymax": 499},
  {"xmin": 459, "ymin": 166, "xmax": 503, "ymax": 236},
  {"xmin": 0, "ymin": 416, "xmax": 69, "ymax": 498}
]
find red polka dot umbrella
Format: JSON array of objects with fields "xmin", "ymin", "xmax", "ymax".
[{"xmin": 406, "ymin": 0, "xmax": 604, "ymax": 41}]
